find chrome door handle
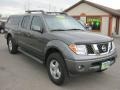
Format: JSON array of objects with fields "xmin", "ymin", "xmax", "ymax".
[{"xmin": 26, "ymin": 33, "xmax": 31, "ymax": 37}]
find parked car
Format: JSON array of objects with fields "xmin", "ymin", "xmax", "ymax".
[
  {"xmin": 5, "ymin": 10, "xmax": 117, "ymax": 85},
  {"xmin": 0, "ymin": 20, "xmax": 5, "ymax": 33}
]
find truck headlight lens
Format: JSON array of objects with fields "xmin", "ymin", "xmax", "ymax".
[
  {"xmin": 69, "ymin": 44, "xmax": 87, "ymax": 55},
  {"xmin": 111, "ymin": 41, "xmax": 115, "ymax": 51}
]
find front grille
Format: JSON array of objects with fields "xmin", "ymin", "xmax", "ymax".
[
  {"xmin": 86, "ymin": 42, "xmax": 112, "ymax": 55},
  {"xmin": 86, "ymin": 45, "xmax": 94, "ymax": 54}
]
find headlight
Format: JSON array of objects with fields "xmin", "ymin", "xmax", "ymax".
[
  {"xmin": 69, "ymin": 44, "xmax": 87, "ymax": 55},
  {"xmin": 111, "ymin": 41, "xmax": 115, "ymax": 51}
]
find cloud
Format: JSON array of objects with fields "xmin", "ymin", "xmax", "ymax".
[
  {"xmin": 0, "ymin": 0, "xmax": 120, "ymax": 16},
  {"xmin": 90, "ymin": 0, "xmax": 120, "ymax": 9},
  {"xmin": 0, "ymin": 0, "xmax": 80, "ymax": 16},
  {"xmin": 0, "ymin": 7, "xmax": 24, "ymax": 15}
]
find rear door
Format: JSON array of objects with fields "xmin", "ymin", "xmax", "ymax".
[{"xmin": 18, "ymin": 15, "xmax": 32, "ymax": 51}]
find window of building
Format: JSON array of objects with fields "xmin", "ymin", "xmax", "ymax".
[{"xmin": 86, "ymin": 16, "xmax": 101, "ymax": 31}]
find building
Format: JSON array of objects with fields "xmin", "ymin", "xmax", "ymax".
[{"xmin": 64, "ymin": 0, "xmax": 120, "ymax": 36}]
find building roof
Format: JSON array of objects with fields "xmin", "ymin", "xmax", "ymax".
[
  {"xmin": 64, "ymin": 0, "xmax": 120, "ymax": 16},
  {"xmin": 116, "ymin": 9, "xmax": 120, "ymax": 12}
]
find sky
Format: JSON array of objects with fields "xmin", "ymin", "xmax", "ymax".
[{"xmin": 0, "ymin": 0, "xmax": 120, "ymax": 16}]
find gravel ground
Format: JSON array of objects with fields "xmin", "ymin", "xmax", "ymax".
[{"xmin": 0, "ymin": 34, "xmax": 120, "ymax": 90}]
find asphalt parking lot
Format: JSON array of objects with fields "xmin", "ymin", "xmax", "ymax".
[{"xmin": 0, "ymin": 34, "xmax": 120, "ymax": 90}]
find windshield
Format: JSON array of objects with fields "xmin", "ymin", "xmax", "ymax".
[{"xmin": 44, "ymin": 15, "xmax": 85, "ymax": 31}]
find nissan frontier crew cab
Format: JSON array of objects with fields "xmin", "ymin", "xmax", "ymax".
[{"xmin": 5, "ymin": 10, "xmax": 117, "ymax": 85}]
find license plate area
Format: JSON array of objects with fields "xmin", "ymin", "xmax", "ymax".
[{"xmin": 101, "ymin": 61, "xmax": 111, "ymax": 70}]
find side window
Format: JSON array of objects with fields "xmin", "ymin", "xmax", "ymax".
[
  {"xmin": 21, "ymin": 16, "xmax": 30, "ymax": 29},
  {"xmin": 14, "ymin": 16, "xmax": 22, "ymax": 25},
  {"xmin": 7, "ymin": 16, "xmax": 22, "ymax": 25},
  {"xmin": 30, "ymin": 16, "xmax": 42, "ymax": 30},
  {"xmin": 7, "ymin": 17, "xmax": 13, "ymax": 24}
]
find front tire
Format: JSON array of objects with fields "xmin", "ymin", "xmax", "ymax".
[
  {"xmin": 96, "ymin": 69, "xmax": 107, "ymax": 72},
  {"xmin": 0, "ymin": 29, "xmax": 4, "ymax": 33},
  {"xmin": 47, "ymin": 52, "xmax": 67, "ymax": 85},
  {"xmin": 7, "ymin": 37, "xmax": 18, "ymax": 54}
]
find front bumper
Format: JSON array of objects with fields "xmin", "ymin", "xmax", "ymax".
[{"xmin": 65, "ymin": 51, "xmax": 117, "ymax": 74}]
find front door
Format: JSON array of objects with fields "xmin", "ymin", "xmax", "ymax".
[{"xmin": 28, "ymin": 16, "xmax": 47, "ymax": 60}]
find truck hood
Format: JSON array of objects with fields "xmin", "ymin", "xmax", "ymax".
[{"xmin": 49, "ymin": 31, "xmax": 113, "ymax": 44}]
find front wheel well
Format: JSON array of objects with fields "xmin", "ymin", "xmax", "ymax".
[
  {"xmin": 44, "ymin": 48, "xmax": 64, "ymax": 65},
  {"xmin": 44, "ymin": 47, "xmax": 70, "ymax": 78},
  {"xmin": 7, "ymin": 33, "xmax": 12, "ymax": 44}
]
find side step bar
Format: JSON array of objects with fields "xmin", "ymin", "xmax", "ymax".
[{"xmin": 18, "ymin": 48, "xmax": 43, "ymax": 64}]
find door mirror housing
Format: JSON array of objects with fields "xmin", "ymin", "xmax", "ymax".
[
  {"xmin": 86, "ymin": 26, "xmax": 92, "ymax": 31},
  {"xmin": 31, "ymin": 25, "xmax": 42, "ymax": 33}
]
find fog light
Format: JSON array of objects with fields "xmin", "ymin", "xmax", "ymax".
[
  {"xmin": 110, "ymin": 60, "xmax": 115, "ymax": 65},
  {"xmin": 78, "ymin": 65, "xmax": 84, "ymax": 70}
]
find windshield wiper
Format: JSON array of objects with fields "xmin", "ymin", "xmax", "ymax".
[
  {"xmin": 51, "ymin": 29, "xmax": 67, "ymax": 31},
  {"xmin": 51, "ymin": 28, "xmax": 85, "ymax": 32},
  {"xmin": 68, "ymin": 28, "xmax": 84, "ymax": 31}
]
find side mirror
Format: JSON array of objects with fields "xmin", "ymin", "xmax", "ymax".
[
  {"xmin": 86, "ymin": 26, "xmax": 92, "ymax": 31},
  {"xmin": 31, "ymin": 25, "xmax": 42, "ymax": 32}
]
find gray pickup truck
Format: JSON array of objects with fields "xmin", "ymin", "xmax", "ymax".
[{"xmin": 5, "ymin": 10, "xmax": 117, "ymax": 85}]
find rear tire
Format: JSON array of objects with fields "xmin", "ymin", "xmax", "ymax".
[
  {"xmin": 47, "ymin": 52, "xmax": 67, "ymax": 85},
  {"xmin": 7, "ymin": 36, "xmax": 18, "ymax": 54}
]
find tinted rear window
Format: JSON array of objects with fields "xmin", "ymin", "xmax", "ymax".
[{"xmin": 7, "ymin": 16, "xmax": 22, "ymax": 25}]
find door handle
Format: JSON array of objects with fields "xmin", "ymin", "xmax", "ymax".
[
  {"xmin": 26, "ymin": 33, "xmax": 31, "ymax": 37},
  {"xmin": 17, "ymin": 32, "xmax": 21, "ymax": 34}
]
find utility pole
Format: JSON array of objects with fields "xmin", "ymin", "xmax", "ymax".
[
  {"xmin": 24, "ymin": 0, "xmax": 30, "ymax": 11},
  {"xmin": 49, "ymin": 0, "xmax": 55, "ymax": 12},
  {"xmin": 24, "ymin": 0, "xmax": 27, "ymax": 11},
  {"xmin": 54, "ymin": 6, "xmax": 57, "ymax": 12},
  {"xmin": 27, "ymin": 0, "xmax": 30, "ymax": 10},
  {"xmin": 49, "ymin": 0, "xmax": 51, "ymax": 12},
  {"xmin": 53, "ymin": 0, "xmax": 57, "ymax": 12}
]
